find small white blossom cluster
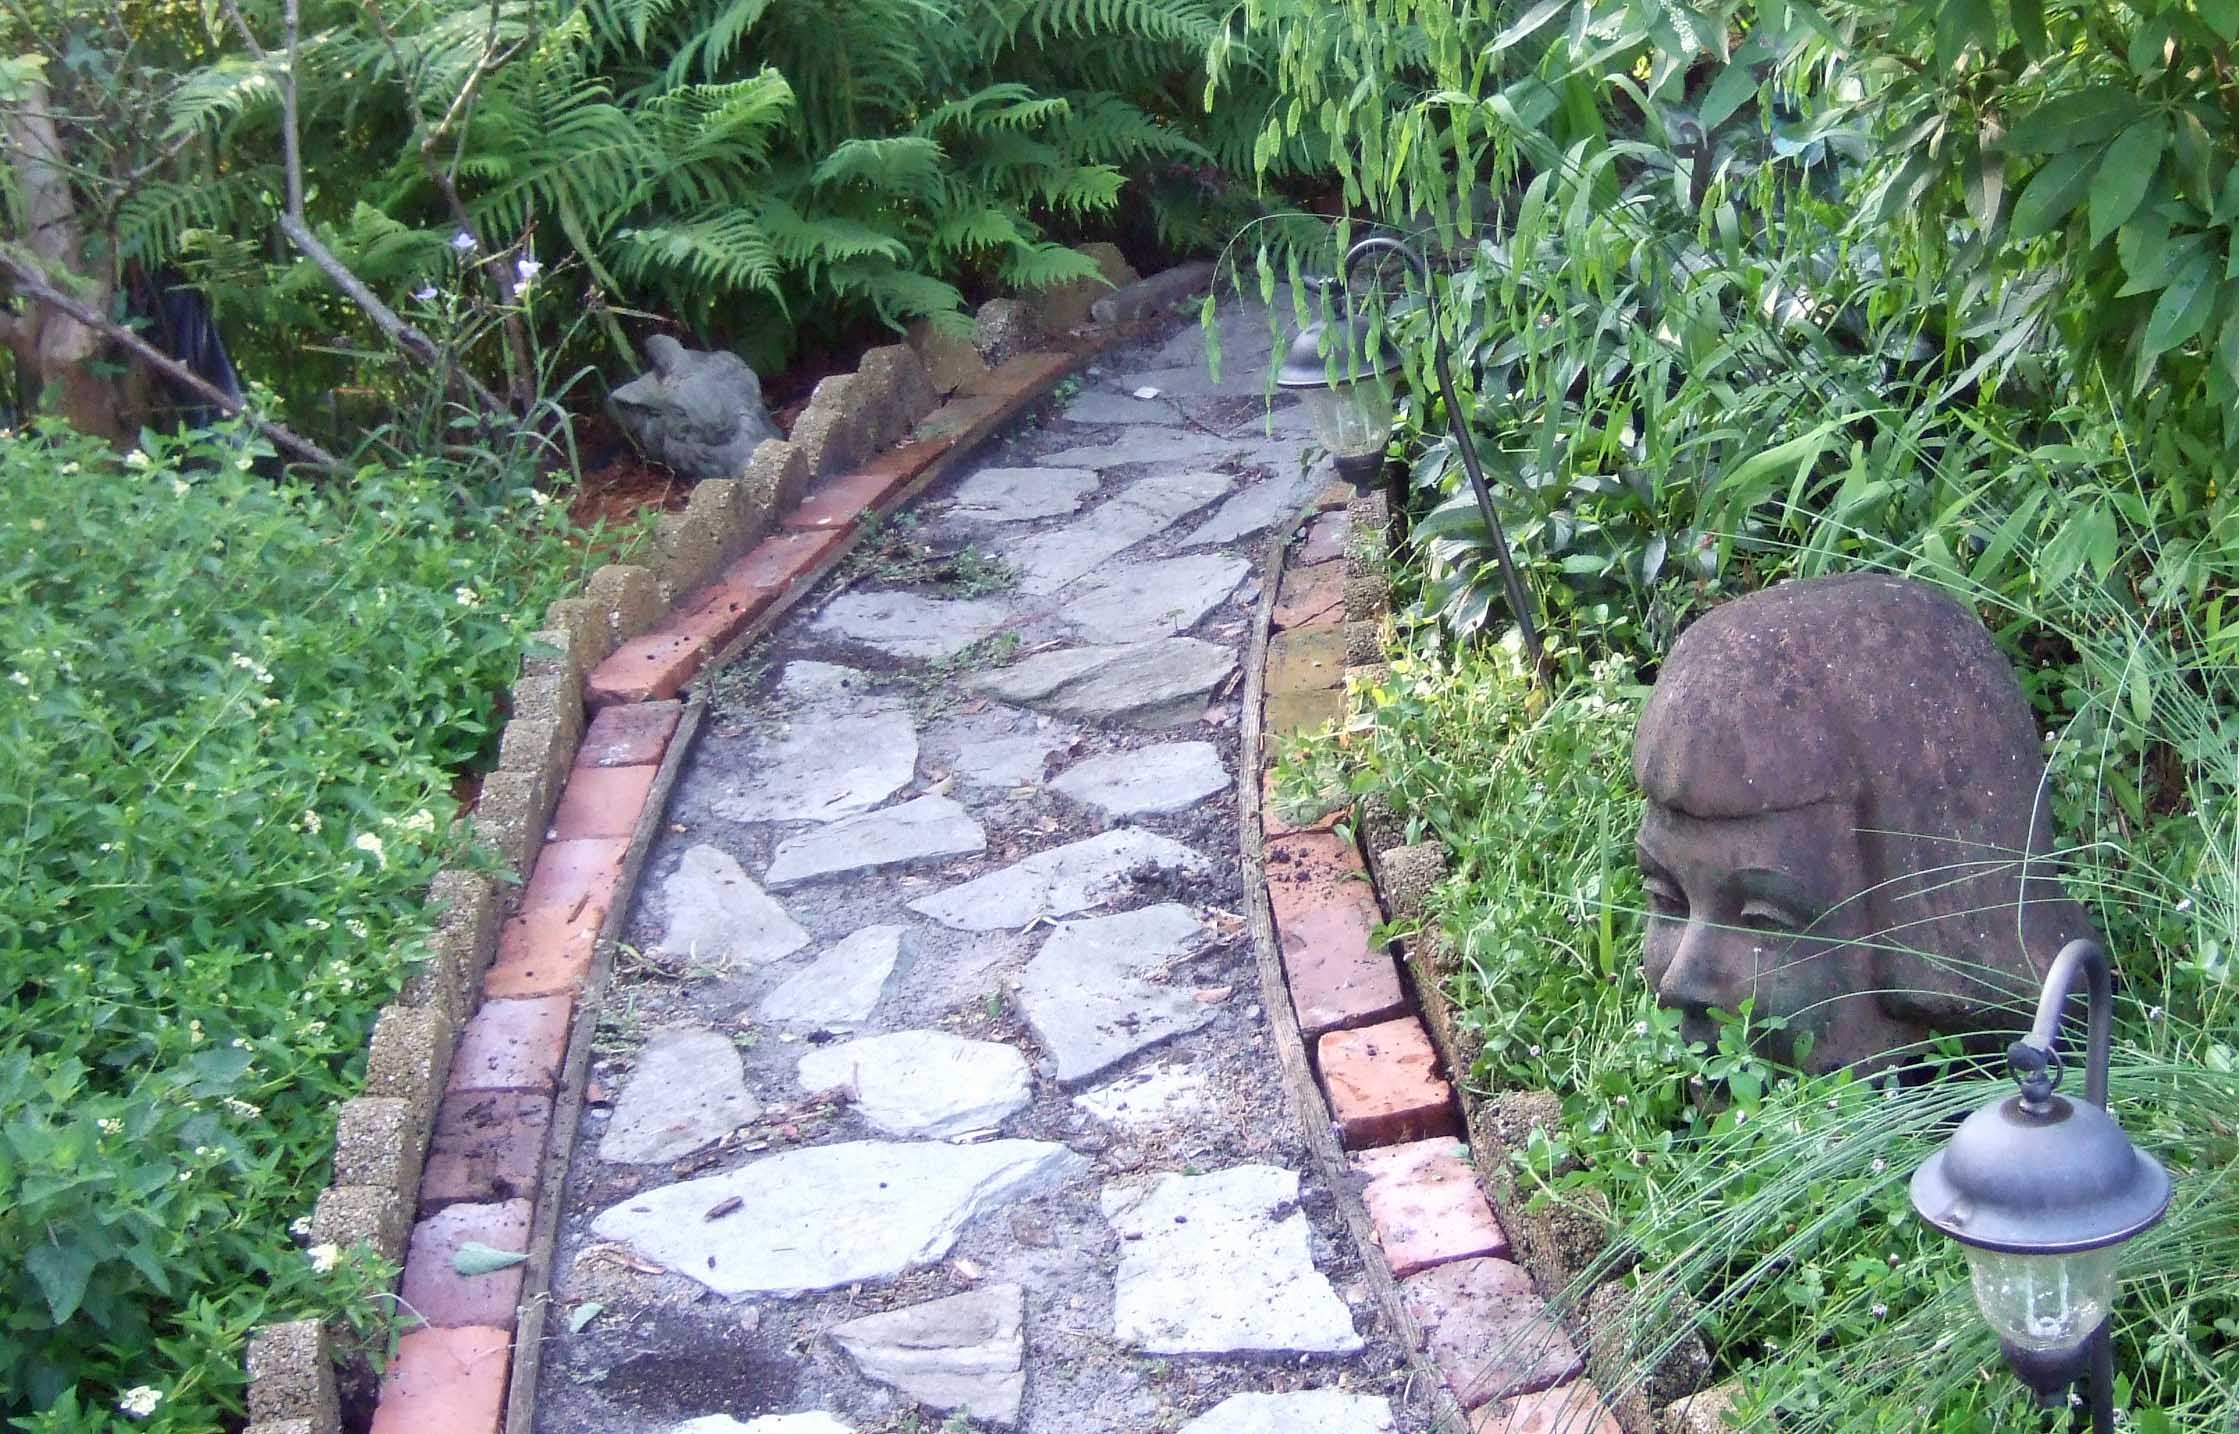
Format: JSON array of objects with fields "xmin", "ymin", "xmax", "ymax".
[{"xmin": 117, "ymin": 1386, "xmax": 163, "ymax": 1418}]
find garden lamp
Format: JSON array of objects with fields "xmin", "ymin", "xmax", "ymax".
[
  {"xmin": 1276, "ymin": 235, "xmax": 1544, "ymax": 676},
  {"xmin": 1909, "ymin": 938, "xmax": 2170, "ymax": 1432}
]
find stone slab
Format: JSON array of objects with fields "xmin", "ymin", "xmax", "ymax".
[
  {"xmin": 908, "ymin": 829, "xmax": 1212, "ymax": 931},
  {"xmin": 672, "ymin": 1418, "xmax": 855, "ymax": 1434},
  {"xmin": 1017, "ymin": 904, "xmax": 1214, "ymax": 1085},
  {"xmin": 1048, "ymin": 742, "xmax": 1231, "ymax": 816},
  {"xmin": 588, "ymin": 1139, "xmax": 1086, "ymax": 1296},
  {"xmin": 712, "ymin": 708, "xmax": 918, "ymax": 824},
  {"xmin": 756, "ymin": 925, "xmax": 904, "ymax": 1028},
  {"xmin": 1036, "ymin": 429, "xmax": 1237, "ymax": 471},
  {"xmin": 1103, "ymin": 1165, "xmax": 1363, "ymax": 1355},
  {"xmin": 765, "ymin": 794, "xmax": 986, "ymax": 888},
  {"xmin": 1356, "ymin": 1139, "xmax": 1510, "ymax": 1278},
  {"xmin": 827, "ymin": 1283, "xmax": 1025, "ymax": 1426},
  {"xmin": 809, "ymin": 591, "xmax": 1014, "ymax": 662},
  {"xmin": 655, "ymin": 844, "xmax": 811, "ymax": 967},
  {"xmin": 1073, "ymin": 1060, "xmax": 1211, "ymax": 1127},
  {"xmin": 1061, "ymin": 389, "xmax": 1189, "ymax": 426},
  {"xmin": 969, "ymin": 637, "xmax": 1237, "ymax": 728},
  {"xmin": 1472, "ymin": 1379, "xmax": 1623, "ymax": 1433},
  {"xmin": 1060, "ymin": 553, "xmax": 1248, "ymax": 642},
  {"xmin": 953, "ymin": 731, "xmax": 1071, "ymax": 787},
  {"xmin": 797, "ymin": 1030, "xmax": 1031, "ymax": 1139},
  {"xmin": 1178, "ymin": 460, "xmax": 1328, "ymax": 549},
  {"xmin": 943, "ymin": 466, "xmax": 1098, "ymax": 522},
  {"xmin": 1177, "ymin": 1391, "xmax": 1397, "ymax": 1433},
  {"xmin": 1402, "ymin": 1258, "xmax": 1585, "ymax": 1405},
  {"xmin": 601, "ymin": 1027, "xmax": 761, "ymax": 1164},
  {"xmin": 999, "ymin": 470, "xmax": 1232, "ymax": 594}
]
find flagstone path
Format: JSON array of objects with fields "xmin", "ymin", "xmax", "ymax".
[{"xmin": 529, "ymin": 303, "xmax": 1441, "ymax": 1433}]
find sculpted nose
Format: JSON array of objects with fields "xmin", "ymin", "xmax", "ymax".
[{"xmin": 1659, "ymin": 918, "xmax": 1732, "ymax": 1013}]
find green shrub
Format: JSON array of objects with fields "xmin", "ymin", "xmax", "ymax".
[{"xmin": 0, "ymin": 421, "xmax": 582, "ymax": 1427}]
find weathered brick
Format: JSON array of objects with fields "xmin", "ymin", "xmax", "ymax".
[
  {"xmin": 1264, "ymin": 687, "xmax": 1347, "ymax": 740},
  {"xmin": 331, "ymin": 1097, "xmax": 429, "ymax": 1195},
  {"xmin": 495, "ymin": 713, "xmax": 571, "ymax": 799},
  {"xmin": 783, "ymin": 465, "xmax": 920, "ymax": 531},
  {"xmin": 548, "ymin": 764, "xmax": 658, "ymax": 842},
  {"xmin": 729, "ymin": 527, "xmax": 848, "ymax": 593},
  {"xmin": 368, "ymin": 1325, "xmax": 511, "ymax": 1434},
  {"xmin": 577, "ymin": 701, "xmax": 682, "ymax": 768},
  {"xmin": 1403, "ymin": 1257, "xmax": 1584, "ymax": 1406},
  {"xmin": 1267, "ymin": 626, "xmax": 1350, "ymax": 695},
  {"xmin": 485, "ymin": 834, "xmax": 626, "ymax": 996},
  {"xmin": 1318, "ymin": 1017, "xmax": 1458, "ymax": 1148},
  {"xmin": 961, "ymin": 349, "xmax": 1076, "ymax": 399},
  {"xmin": 1298, "ymin": 508, "xmax": 1351, "ymax": 565},
  {"xmin": 400, "ymin": 1200, "xmax": 532, "ymax": 1329},
  {"xmin": 585, "ymin": 630, "xmax": 710, "ymax": 708},
  {"xmin": 1272, "ymin": 560, "xmax": 1346, "ymax": 631},
  {"xmin": 1267, "ymin": 833, "xmax": 1405, "ymax": 1036},
  {"xmin": 1472, "ymin": 1379, "xmax": 1623, "ymax": 1433},
  {"xmin": 246, "ymin": 1319, "xmax": 339, "ymax": 1428},
  {"xmin": 421, "ymin": 1092, "xmax": 552, "ymax": 1212},
  {"xmin": 1263, "ymin": 786, "xmax": 1344, "ymax": 839},
  {"xmin": 312, "ymin": 1184, "xmax": 411, "ymax": 1265},
  {"xmin": 912, "ymin": 393, "xmax": 1004, "ymax": 443},
  {"xmin": 508, "ymin": 674, "xmax": 581, "ymax": 736},
  {"xmin": 1356, "ymin": 1138, "xmax": 1510, "ymax": 1278},
  {"xmin": 245, "ymin": 1421, "xmax": 325, "ymax": 1434},
  {"xmin": 446, "ymin": 996, "xmax": 573, "ymax": 1095}
]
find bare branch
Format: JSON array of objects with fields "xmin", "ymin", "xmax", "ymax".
[{"xmin": 0, "ymin": 249, "xmax": 344, "ymax": 472}]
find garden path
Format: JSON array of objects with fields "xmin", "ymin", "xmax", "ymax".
[{"xmin": 529, "ymin": 303, "xmax": 1438, "ymax": 1433}]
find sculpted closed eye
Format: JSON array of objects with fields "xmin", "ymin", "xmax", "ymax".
[
  {"xmin": 1642, "ymin": 874, "xmax": 1686, "ymax": 916},
  {"xmin": 1739, "ymin": 899, "xmax": 1805, "ymax": 933}
]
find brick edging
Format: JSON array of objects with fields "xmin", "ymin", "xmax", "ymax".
[{"xmin": 243, "ymin": 252, "xmax": 1172, "ymax": 1434}]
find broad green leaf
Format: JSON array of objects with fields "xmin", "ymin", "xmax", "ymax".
[
  {"xmin": 1698, "ymin": 57, "xmax": 1759, "ymax": 132},
  {"xmin": 1492, "ymin": 0, "xmax": 1567, "ymax": 52},
  {"xmin": 2204, "ymin": 0, "xmax": 2239, "ymax": 41},
  {"xmin": 1936, "ymin": 0, "xmax": 1996, "ymax": 72},
  {"xmin": 454, "ymin": 1242, "xmax": 529, "ymax": 1277},
  {"xmin": 2119, "ymin": 229, "xmax": 2202, "ymax": 296},
  {"xmin": 2141, "ymin": 254, "xmax": 2216, "ymax": 360},
  {"xmin": 2089, "ymin": 121, "xmax": 2166, "ymax": 246},
  {"xmin": 2006, "ymin": 88, "xmax": 2139, "ymax": 154},
  {"xmin": 2011, "ymin": 0, "xmax": 2048, "ymax": 55},
  {"xmin": 26, "ymin": 1238, "xmax": 94, "ymax": 1325},
  {"xmin": 1965, "ymin": 145, "xmax": 2006, "ymax": 232},
  {"xmin": 2010, "ymin": 148, "xmax": 2096, "ymax": 238}
]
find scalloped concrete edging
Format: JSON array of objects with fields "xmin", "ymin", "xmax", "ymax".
[
  {"xmin": 1246, "ymin": 493, "xmax": 1630, "ymax": 1434},
  {"xmin": 242, "ymin": 252, "xmax": 1168, "ymax": 1434}
]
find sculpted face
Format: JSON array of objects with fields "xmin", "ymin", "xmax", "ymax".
[{"xmin": 1632, "ymin": 574, "xmax": 2092, "ymax": 1073}]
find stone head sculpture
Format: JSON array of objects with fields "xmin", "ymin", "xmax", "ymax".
[
  {"xmin": 1632, "ymin": 573, "xmax": 2092, "ymax": 1072},
  {"xmin": 609, "ymin": 335, "xmax": 780, "ymax": 481}
]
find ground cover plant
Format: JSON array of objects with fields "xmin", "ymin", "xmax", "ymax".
[{"xmin": 0, "ymin": 420, "xmax": 590, "ymax": 1429}]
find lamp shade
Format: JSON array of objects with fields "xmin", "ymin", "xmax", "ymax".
[
  {"xmin": 1276, "ymin": 312, "xmax": 1403, "ymax": 466},
  {"xmin": 1910, "ymin": 1090, "xmax": 2170, "ymax": 1350}
]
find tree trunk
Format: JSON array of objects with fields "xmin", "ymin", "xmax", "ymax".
[{"xmin": 3, "ymin": 73, "xmax": 124, "ymax": 439}]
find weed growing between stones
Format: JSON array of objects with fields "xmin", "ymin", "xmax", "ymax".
[{"xmin": 840, "ymin": 512, "xmax": 1021, "ymax": 599}]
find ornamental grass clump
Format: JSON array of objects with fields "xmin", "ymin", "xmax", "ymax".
[{"xmin": 0, "ymin": 421, "xmax": 581, "ymax": 1428}]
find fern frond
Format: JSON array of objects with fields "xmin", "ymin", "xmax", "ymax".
[
  {"xmin": 998, "ymin": 241, "xmax": 1106, "ymax": 290},
  {"xmin": 161, "ymin": 56, "xmax": 283, "ymax": 141},
  {"xmin": 810, "ymin": 136, "xmax": 945, "ymax": 198},
  {"xmin": 611, "ymin": 213, "xmax": 782, "ymax": 296},
  {"xmin": 1017, "ymin": 0, "xmax": 1222, "ymax": 47}
]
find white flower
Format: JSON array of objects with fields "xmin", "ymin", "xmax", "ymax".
[
  {"xmin": 514, "ymin": 254, "xmax": 543, "ymax": 288},
  {"xmin": 302, "ymin": 1019, "xmax": 327, "ymax": 1035},
  {"xmin": 1632, "ymin": 1020, "xmax": 1649, "ymax": 1037},
  {"xmin": 1527, "ymin": 1045, "xmax": 1542, "ymax": 1058},
  {"xmin": 450, "ymin": 231, "xmax": 477, "ymax": 253},
  {"xmin": 170, "ymin": 478, "xmax": 189, "ymax": 497},
  {"xmin": 98, "ymin": 1117, "xmax": 123, "ymax": 1135},
  {"xmin": 7, "ymin": 671, "xmax": 26, "ymax": 687},
  {"xmin": 188, "ymin": 1019, "xmax": 204, "ymax": 1043},
  {"xmin": 289, "ymin": 1216, "xmax": 313, "ymax": 1240},
  {"xmin": 414, "ymin": 285, "xmax": 439, "ymax": 302},
  {"xmin": 344, "ymin": 918, "xmax": 368, "ymax": 939},
  {"xmin": 223, "ymin": 1098, "xmax": 260, "ymax": 1118},
  {"xmin": 125, "ymin": 449, "xmax": 152, "ymax": 470},
  {"xmin": 454, "ymin": 585, "xmax": 480, "ymax": 607},
  {"xmin": 307, "ymin": 1242, "xmax": 341, "ymax": 1274},
  {"xmin": 302, "ymin": 809, "xmax": 322, "ymax": 835},
  {"xmin": 117, "ymin": 1386, "xmax": 163, "ymax": 1418},
  {"xmin": 402, "ymin": 809, "xmax": 435, "ymax": 833},
  {"xmin": 2147, "ymin": 1005, "xmax": 2165, "ymax": 1021},
  {"xmin": 1870, "ymin": 1302, "xmax": 1888, "ymax": 1319},
  {"xmin": 304, "ymin": 916, "xmax": 331, "ymax": 931},
  {"xmin": 1871, "ymin": 1157, "xmax": 1887, "ymax": 1174},
  {"xmin": 529, "ymin": 488, "xmax": 551, "ymax": 507},
  {"xmin": 353, "ymin": 832, "xmax": 387, "ymax": 867}
]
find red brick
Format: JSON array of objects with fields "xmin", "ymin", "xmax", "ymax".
[
  {"xmin": 1470, "ymin": 1379, "xmax": 1623, "ymax": 1433},
  {"xmin": 728, "ymin": 528, "xmax": 849, "ymax": 592},
  {"xmin": 370, "ymin": 1324, "xmax": 510, "ymax": 1434},
  {"xmin": 1356, "ymin": 1139, "xmax": 1510, "ymax": 1277},
  {"xmin": 784, "ymin": 465, "xmax": 920, "ymax": 531},
  {"xmin": 1299, "ymin": 508, "xmax": 1351, "ymax": 564},
  {"xmin": 1267, "ymin": 626, "xmax": 1349, "ymax": 694},
  {"xmin": 1314, "ymin": 478, "xmax": 1357, "ymax": 511},
  {"xmin": 549, "ymin": 765, "xmax": 658, "ymax": 841},
  {"xmin": 483, "ymin": 837, "xmax": 627, "ymax": 998},
  {"xmin": 584, "ymin": 630, "xmax": 708, "ymax": 708},
  {"xmin": 669, "ymin": 570, "xmax": 782, "ymax": 648},
  {"xmin": 1265, "ymin": 687, "xmax": 1347, "ymax": 740},
  {"xmin": 1268, "ymin": 833, "xmax": 1405, "ymax": 1035},
  {"xmin": 915, "ymin": 394, "xmax": 1004, "ymax": 442},
  {"xmin": 1402, "ymin": 1258, "xmax": 1583, "ymax": 1406},
  {"xmin": 962, "ymin": 349, "xmax": 1078, "ymax": 398},
  {"xmin": 576, "ymin": 701, "xmax": 682, "ymax": 768},
  {"xmin": 447, "ymin": 996, "xmax": 572, "ymax": 1095},
  {"xmin": 860, "ymin": 435, "xmax": 953, "ymax": 483},
  {"xmin": 421, "ymin": 1091, "xmax": 551, "ymax": 1212},
  {"xmin": 1318, "ymin": 1017, "xmax": 1458, "ymax": 1148},
  {"xmin": 1273, "ymin": 560, "xmax": 1346, "ymax": 631},
  {"xmin": 400, "ymin": 1200, "xmax": 532, "ymax": 1328}
]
